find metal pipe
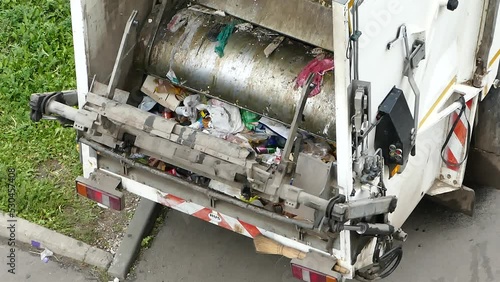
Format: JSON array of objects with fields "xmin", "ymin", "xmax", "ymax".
[
  {"xmin": 353, "ymin": 0, "xmax": 360, "ymax": 80},
  {"xmin": 46, "ymin": 100, "xmax": 78, "ymax": 121},
  {"xmin": 297, "ymin": 192, "xmax": 330, "ymax": 213},
  {"xmin": 79, "ymin": 138, "xmax": 315, "ymax": 229}
]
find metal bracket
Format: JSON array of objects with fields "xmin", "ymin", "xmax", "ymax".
[
  {"xmin": 210, "ymin": 197, "xmax": 217, "ymax": 208},
  {"xmin": 282, "ymin": 73, "xmax": 316, "ymax": 168},
  {"xmin": 144, "ymin": 0, "xmax": 169, "ymax": 69},
  {"xmin": 268, "ymin": 73, "xmax": 315, "ymax": 202},
  {"xmin": 329, "ymin": 196, "xmax": 397, "ymax": 223},
  {"xmin": 387, "ymin": 25, "xmax": 425, "ymax": 155},
  {"xmin": 386, "ymin": 25, "xmax": 406, "ymax": 50},
  {"xmin": 107, "ymin": 10, "xmax": 139, "ymax": 100},
  {"xmin": 350, "ymin": 80, "xmax": 371, "ymax": 157},
  {"xmin": 297, "ymin": 227, "xmax": 305, "ymax": 241},
  {"xmin": 120, "ymin": 160, "xmax": 130, "ymax": 176}
]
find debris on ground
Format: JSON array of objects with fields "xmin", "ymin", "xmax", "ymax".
[
  {"xmin": 40, "ymin": 248, "xmax": 54, "ymax": 263},
  {"xmin": 94, "ymin": 193, "xmax": 140, "ymax": 254}
]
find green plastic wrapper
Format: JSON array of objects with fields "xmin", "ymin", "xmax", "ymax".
[{"xmin": 241, "ymin": 110, "xmax": 260, "ymax": 130}]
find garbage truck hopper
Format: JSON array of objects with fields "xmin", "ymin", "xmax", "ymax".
[{"xmin": 30, "ymin": 0, "xmax": 500, "ymax": 281}]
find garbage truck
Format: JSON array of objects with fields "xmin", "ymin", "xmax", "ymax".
[{"xmin": 30, "ymin": 0, "xmax": 500, "ymax": 280}]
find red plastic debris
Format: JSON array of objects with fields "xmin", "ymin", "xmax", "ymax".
[
  {"xmin": 166, "ymin": 168, "xmax": 178, "ymax": 176},
  {"xmin": 295, "ymin": 56, "xmax": 334, "ymax": 97},
  {"xmin": 167, "ymin": 11, "xmax": 190, "ymax": 32}
]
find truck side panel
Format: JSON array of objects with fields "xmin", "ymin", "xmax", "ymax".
[{"xmin": 356, "ymin": 0, "xmax": 483, "ymax": 227}]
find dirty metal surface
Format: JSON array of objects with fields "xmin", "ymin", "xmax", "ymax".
[
  {"xmin": 138, "ymin": 11, "xmax": 336, "ymax": 140},
  {"xmin": 196, "ymin": 0, "xmax": 334, "ymax": 51},
  {"xmin": 83, "ymin": 0, "xmax": 152, "ymax": 84}
]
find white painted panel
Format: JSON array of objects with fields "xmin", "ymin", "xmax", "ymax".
[{"xmin": 355, "ymin": 0, "xmax": 483, "ymax": 228}]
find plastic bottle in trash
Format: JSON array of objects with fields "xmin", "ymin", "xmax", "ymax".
[{"xmin": 255, "ymin": 146, "xmax": 277, "ymax": 154}]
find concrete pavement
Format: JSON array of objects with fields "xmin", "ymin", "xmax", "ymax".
[
  {"xmin": 0, "ymin": 243, "xmax": 98, "ymax": 282},
  {"xmin": 130, "ymin": 186, "xmax": 500, "ymax": 282}
]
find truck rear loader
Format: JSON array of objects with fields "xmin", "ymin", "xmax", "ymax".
[{"xmin": 30, "ymin": 0, "xmax": 500, "ymax": 280}]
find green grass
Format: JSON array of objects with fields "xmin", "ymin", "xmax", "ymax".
[{"xmin": 0, "ymin": 0, "xmax": 100, "ymax": 243}]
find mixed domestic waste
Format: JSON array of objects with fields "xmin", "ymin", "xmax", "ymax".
[{"xmin": 132, "ymin": 6, "xmax": 336, "ymax": 210}]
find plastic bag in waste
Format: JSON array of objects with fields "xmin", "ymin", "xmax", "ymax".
[
  {"xmin": 197, "ymin": 99, "xmax": 244, "ymax": 134},
  {"xmin": 138, "ymin": 96, "xmax": 157, "ymax": 112},
  {"xmin": 175, "ymin": 94, "xmax": 201, "ymax": 123}
]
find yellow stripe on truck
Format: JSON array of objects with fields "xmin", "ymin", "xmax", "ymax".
[
  {"xmin": 488, "ymin": 49, "xmax": 500, "ymax": 68},
  {"xmin": 418, "ymin": 77, "xmax": 457, "ymax": 129}
]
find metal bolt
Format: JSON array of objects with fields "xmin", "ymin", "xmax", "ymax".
[
  {"xmin": 447, "ymin": 0, "xmax": 459, "ymax": 11},
  {"xmin": 453, "ymin": 180, "xmax": 458, "ymax": 185},
  {"xmin": 447, "ymin": 174, "xmax": 451, "ymax": 179},
  {"xmin": 493, "ymin": 79, "xmax": 500, "ymax": 89}
]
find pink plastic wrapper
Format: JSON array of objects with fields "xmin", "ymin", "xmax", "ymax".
[{"xmin": 294, "ymin": 57, "xmax": 334, "ymax": 97}]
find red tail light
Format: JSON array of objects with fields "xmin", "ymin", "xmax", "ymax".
[
  {"xmin": 291, "ymin": 263, "xmax": 338, "ymax": 282},
  {"xmin": 76, "ymin": 181, "xmax": 124, "ymax": 210}
]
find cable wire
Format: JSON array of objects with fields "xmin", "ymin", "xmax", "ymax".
[{"xmin": 440, "ymin": 96, "xmax": 471, "ymax": 167}]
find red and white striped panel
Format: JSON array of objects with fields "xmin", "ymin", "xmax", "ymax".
[
  {"xmin": 444, "ymin": 99, "xmax": 473, "ymax": 171},
  {"xmin": 157, "ymin": 193, "xmax": 262, "ymax": 238}
]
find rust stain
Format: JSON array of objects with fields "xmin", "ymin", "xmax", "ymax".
[{"xmin": 234, "ymin": 224, "xmax": 244, "ymax": 234}]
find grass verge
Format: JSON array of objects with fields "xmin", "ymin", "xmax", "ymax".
[{"xmin": 0, "ymin": 0, "xmax": 101, "ymax": 243}]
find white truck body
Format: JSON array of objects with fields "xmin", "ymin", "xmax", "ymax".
[{"xmin": 32, "ymin": 0, "xmax": 500, "ymax": 280}]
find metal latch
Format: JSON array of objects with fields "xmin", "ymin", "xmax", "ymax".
[{"xmin": 408, "ymin": 40, "xmax": 425, "ymax": 72}]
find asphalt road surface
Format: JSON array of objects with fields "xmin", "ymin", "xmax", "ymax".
[
  {"xmin": 129, "ymin": 186, "xmax": 500, "ymax": 282},
  {"xmin": 0, "ymin": 243, "xmax": 98, "ymax": 282}
]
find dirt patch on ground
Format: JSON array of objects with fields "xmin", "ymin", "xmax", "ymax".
[
  {"xmin": 36, "ymin": 159, "xmax": 63, "ymax": 180},
  {"xmin": 93, "ymin": 192, "xmax": 140, "ymax": 254}
]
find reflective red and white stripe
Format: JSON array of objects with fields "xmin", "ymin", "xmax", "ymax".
[
  {"xmin": 444, "ymin": 99, "xmax": 472, "ymax": 171},
  {"xmin": 157, "ymin": 193, "xmax": 262, "ymax": 238}
]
